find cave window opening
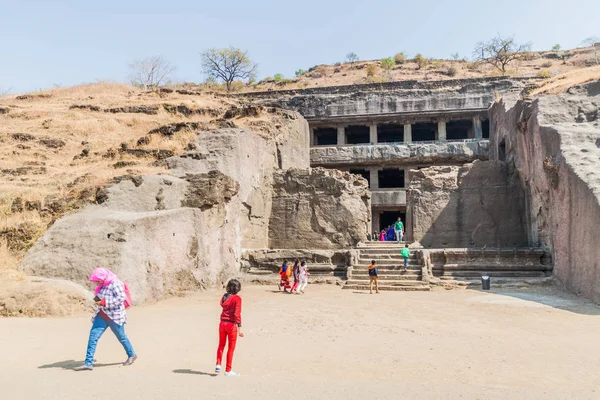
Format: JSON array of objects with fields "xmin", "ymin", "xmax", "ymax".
[
  {"xmin": 378, "ymin": 169, "xmax": 405, "ymax": 189},
  {"xmin": 314, "ymin": 128, "xmax": 337, "ymax": 146}
]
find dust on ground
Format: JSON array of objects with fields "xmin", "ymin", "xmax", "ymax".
[{"xmin": 1, "ymin": 284, "xmax": 599, "ymax": 400}]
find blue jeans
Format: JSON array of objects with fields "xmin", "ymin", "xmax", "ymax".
[
  {"xmin": 403, "ymin": 258, "xmax": 408, "ymax": 269},
  {"xmin": 85, "ymin": 316, "xmax": 135, "ymax": 366}
]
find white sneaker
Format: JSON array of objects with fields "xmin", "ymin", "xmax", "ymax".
[
  {"xmin": 224, "ymin": 371, "xmax": 240, "ymax": 376},
  {"xmin": 215, "ymin": 365, "xmax": 221, "ymax": 373}
]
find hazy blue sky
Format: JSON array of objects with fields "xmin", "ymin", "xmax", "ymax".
[{"xmin": 1, "ymin": 0, "xmax": 599, "ymax": 93}]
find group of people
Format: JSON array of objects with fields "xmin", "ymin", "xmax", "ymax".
[
  {"xmin": 376, "ymin": 217, "xmax": 404, "ymax": 242},
  {"xmin": 278, "ymin": 259, "xmax": 310, "ymax": 294},
  {"xmin": 74, "ymin": 268, "xmax": 245, "ymax": 377}
]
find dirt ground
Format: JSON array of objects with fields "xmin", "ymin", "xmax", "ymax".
[{"xmin": 1, "ymin": 284, "xmax": 599, "ymax": 400}]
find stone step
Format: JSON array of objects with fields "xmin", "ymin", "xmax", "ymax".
[
  {"xmin": 352, "ymin": 269, "xmax": 422, "ymax": 275},
  {"xmin": 358, "ymin": 241, "xmax": 412, "ymax": 247},
  {"xmin": 350, "ymin": 274, "xmax": 422, "ymax": 280},
  {"xmin": 357, "ymin": 257, "xmax": 419, "ymax": 264},
  {"xmin": 354, "ymin": 263, "xmax": 421, "ymax": 269},
  {"xmin": 359, "ymin": 249, "xmax": 418, "ymax": 255},
  {"xmin": 346, "ymin": 279, "xmax": 424, "ymax": 286},
  {"xmin": 352, "ymin": 263, "xmax": 420, "ymax": 273},
  {"xmin": 343, "ymin": 283, "xmax": 431, "ymax": 292},
  {"xmin": 358, "ymin": 256, "xmax": 418, "ymax": 262}
]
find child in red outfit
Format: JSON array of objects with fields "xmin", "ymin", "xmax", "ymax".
[{"xmin": 215, "ymin": 279, "xmax": 244, "ymax": 376}]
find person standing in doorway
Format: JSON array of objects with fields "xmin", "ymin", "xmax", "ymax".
[
  {"xmin": 401, "ymin": 244, "xmax": 410, "ymax": 272},
  {"xmin": 368, "ymin": 260, "xmax": 379, "ymax": 294},
  {"xmin": 73, "ymin": 268, "xmax": 137, "ymax": 371},
  {"xmin": 394, "ymin": 217, "xmax": 404, "ymax": 243},
  {"xmin": 215, "ymin": 279, "xmax": 244, "ymax": 376}
]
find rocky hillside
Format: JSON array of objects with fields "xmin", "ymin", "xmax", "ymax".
[{"xmin": 0, "ymin": 83, "xmax": 292, "ymax": 281}]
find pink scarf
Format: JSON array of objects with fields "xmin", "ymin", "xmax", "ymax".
[{"xmin": 89, "ymin": 268, "xmax": 132, "ymax": 308}]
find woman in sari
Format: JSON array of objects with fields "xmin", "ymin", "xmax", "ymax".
[
  {"xmin": 278, "ymin": 260, "xmax": 292, "ymax": 292},
  {"xmin": 73, "ymin": 268, "xmax": 137, "ymax": 371}
]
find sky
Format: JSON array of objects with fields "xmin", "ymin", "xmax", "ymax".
[{"xmin": 1, "ymin": 0, "xmax": 599, "ymax": 94}]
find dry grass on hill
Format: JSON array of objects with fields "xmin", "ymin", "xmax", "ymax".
[
  {"xmin": 0, "ymin": 82, "xmax": 278, "ymax": 273},
  {"xmin": 250, "ymin": 46, "xmax": 599, "ymax": 91}
]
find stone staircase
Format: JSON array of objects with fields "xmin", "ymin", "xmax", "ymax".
[{"xmin": 344, "ymin": 242, "xmax": 431, "ymax": 291}]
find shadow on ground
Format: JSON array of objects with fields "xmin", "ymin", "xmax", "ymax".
[
  {"xmin": 466, "ymin": 285, "xmax": 600, "ymax": 316},
  {"xmin": 38, "ymin": 360, "xmax": 122, "ymax": 369},
  {"xmin": 173, "ymin": 369, "xmax": 217, "ymax": 377}
]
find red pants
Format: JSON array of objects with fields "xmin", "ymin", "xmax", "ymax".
[
  {"xmin": 216, "ymin": 321, "xmax": 238, "ymax": 372},
  {"xmin": 291, "ymin": 281, "xmax": 300, "ymax": 292}
]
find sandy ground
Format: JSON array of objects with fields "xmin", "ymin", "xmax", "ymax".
[{"xmin": 1, "ymin": 284, "xmax": 599, "ymax": 400}]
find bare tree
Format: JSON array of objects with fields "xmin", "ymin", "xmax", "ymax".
[
  {"xmin": 346, "ymin": 52, "xmax": 359, "ymax": 64},
  {"xmin": 0, "ymin": 87, "xmax": 11, "ymax": 97},
  {"xmin": 200, "ymin": 47, "xmax": 258, "ymax": 91},
  {"xmin": 582, "ymin": 37, "xmax": 600, "ymax": 64},
  {"xmin": 129, "ymin": 56, "xmax": 175, "ymax": 89},
  {"xmin": 473, "ymin": 35, "xmax": 532, "ymax": 75}
]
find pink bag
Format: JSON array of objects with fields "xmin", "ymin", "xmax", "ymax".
[{"xmin": 123, "ymin": 283, "xmax": 133, "ymax": 309}]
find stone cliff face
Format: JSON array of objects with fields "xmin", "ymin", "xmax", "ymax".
[
  {"xmin": 407, "ymin": 161, "xmax": 528, "ymax": 248},
  {"xmin": 269, "ymin": 168, "xmax": 371, "ymax": 249},
  {"xmin": 491, "ymin": 80, "xmax": 600, "ymax": 302},
  {"xmin": 245, "ymin": 78, "xmax": 529, "ymax": 118}
]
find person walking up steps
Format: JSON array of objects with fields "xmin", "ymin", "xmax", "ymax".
[
  {"xmin": 73, "ymin": 268, "xmax": 136, "ymax": 371},
  {"xmin": 215, "ymin": 279, "xmax": 244, "ymax": 377},
  {"xmin": 394, "ymin": 217, "xmax": 404, "ymax": 243},
  {"xmin": 368, "ymin": 260, "xmax": 379, "ymax": 294},
  {"xmin": 401, "ymin": 244, "xmax": 410, "ymax": 272}
]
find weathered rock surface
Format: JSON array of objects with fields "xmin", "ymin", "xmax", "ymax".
[
  {"xmin": 491, "ymin": 80, "xmax": 600, "ymax": 302},
  {"xmin": 269, "ymin": 167, "xmax": 371, "ymax": 249},
  {"xmin": 21, "ymin": 172, "xmax": 240, "ymax": 304},
  {"xmin": 310, "ymin": 140, "xmax": 489, "ymax": 167},
  {"xmin": 167, "ymin": 128, "xmax": 279, "ymax": 249},
  {"xmin": 407, "ymin": 161, "xmax": 528, "ymax": 248}
]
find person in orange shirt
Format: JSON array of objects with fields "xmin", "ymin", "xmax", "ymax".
[{"xmin": 368, "ymin": 260, "xmax": 379, "ymax": 294}]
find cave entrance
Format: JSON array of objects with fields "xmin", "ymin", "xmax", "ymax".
[
  {"xmin": 446, "ymin": 120, "xmax": 472, "ymax": 140},
  {"xmin": 346, "ymin": 125, "xmax": 370, "ymax": 144},
  {"xmin": 482, "ymin": 119, "xmax": 490, "ymax": 139},
  {"xmin": 378, "ymin": 169, "xmax": 405, "ymax": 189},
  {"xmin": 379, "ymin": 210, "xmax": 406, "ymax": 232},
  {"xmin": 349, "ymin": 168, "xmax": 370, "ymax": 187},
  {"xmin": 314, "ymin": 128, "xmax": 337, "ymax": 146},
  {"xmin": 377, "ymin": 124, "xmax": 404, "ymax": 143},
  {"xmin": 412, "ymin": 122, "xmax": 437, "ymax": 142}
]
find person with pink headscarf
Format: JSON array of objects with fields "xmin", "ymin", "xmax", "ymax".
[{"xmin": 73, "ymin": 268, "xmax": 137, "ymax": 371}]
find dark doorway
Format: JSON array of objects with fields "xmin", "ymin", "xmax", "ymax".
[
  {"xmin": 412, "ymin": 122, "xmax": 437, "ymax": 142},
  {"xmin": 314, "ymin": 128, "xmax": 337, "ymax": 145},
  {"xmin": 379, "ymin": 211, "xmax": 406, "ymax": 232},
  {"xmin": 482, "ymin": 119, "xmax": 490, "ymax": 139},
  {"xmin": 349, "ymin": 169, "xmax": 370, "ymax": 187},
  {"xmin": 377, "ymin": 124, "xmax": 404, "ymax": 143},
  {"xmin": 446, "ymin": 120, "xmax": 472, "ymax": 140},
  {"xmin": 346, "ymin": 125, "xmax": 370, "ymax": 144},
  {"xmin": 378, "ymin": 169, "xmax": 405, "ymax": 188},
  {"xmin": 498, "ymin": 139, "xmax": 506, "ymax": 161}
]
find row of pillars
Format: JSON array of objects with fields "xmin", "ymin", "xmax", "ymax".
[{"xmin": 320, "ymin": 116, "xmax": 484, "ymax": 146}]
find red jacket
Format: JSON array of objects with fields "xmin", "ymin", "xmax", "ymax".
[{"xmin": 220, "ymin": 294, "xmax": 242, "ymax": 327}]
